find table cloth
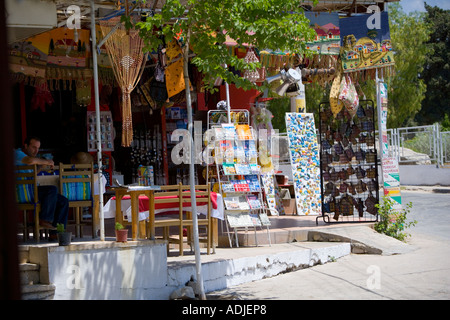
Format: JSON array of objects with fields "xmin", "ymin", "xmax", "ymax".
[{"xmin": 103, "ymin": 192, "xmax": 224, "ymax": 221}]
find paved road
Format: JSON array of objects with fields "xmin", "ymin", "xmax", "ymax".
[{"xmin": 210, "ymin": 190, "xmax": 450, "ymax": 300}]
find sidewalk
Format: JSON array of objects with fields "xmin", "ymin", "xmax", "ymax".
[
  {"xmin": 166, "ymin": 220, "xmax": 413, "ymax": 298},
  {"xmin": 401, "ymin": 185, "xmax": 450, "ymax": 193}
]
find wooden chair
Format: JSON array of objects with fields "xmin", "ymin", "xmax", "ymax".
[
  {"xmin": 59, "ymin": 162, "xmax": 95, "ymax": 238},
  {"xmin": 149, "ymin": 183, "xmax": 213, "ymax": 256},
  {"xmin": 15, "ymin": 165, "xmax": 42, "ymax": 242},
  {"xmin": 183, "ymin": 184, "xmax": 214, "ymax": 255},
  {"xmin": 151, "ymin": 184, "xmax": 186, "ymax": 255}
]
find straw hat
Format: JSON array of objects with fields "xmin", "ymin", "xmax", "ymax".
[{"xmin": 70, "ymin": 152, "xmax": 93, "ymax": 164}]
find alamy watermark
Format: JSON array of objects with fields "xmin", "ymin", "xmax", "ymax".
[
  {"xmin": 169, "ymin": 121, "xmax": 280, "ymax": 170},
  {"xmin": 65, "ymin": 5, "xmax": 81, "ymax": 30},
  {"xmin": 66, "ymin": 265, "xmax": 82, "ymax": 290},
  {"xmin": 366, "ymin": 265, "xmax": 381, "ymax": 290}
]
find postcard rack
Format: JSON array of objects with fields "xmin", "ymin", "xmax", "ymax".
[{"xmin": 209, "ymin": 122, "xmax": 271, "ymax": 247}]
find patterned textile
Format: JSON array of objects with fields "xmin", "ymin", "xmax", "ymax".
[
  {"xmin": 62, "ymin": 175, "xmax": 92, "ymax": 201},
  {"xmin": 9, "ymin": 32, "xmax": 50, "ymax": 82},
  {"xmin": 305, "ymin": 12, "xmax": 340, "ymax": 55},
  {"xmin": 46, "ymin": 27, "xmax": 90, "ymax": 68},
  {"xmin": 15, "ymin": 181, "xmax": 35, "ymax": 204},
  {"xmin": 340, "ymin": 12, "xmax": 394, "ymax": 73},
  {"xmin": 165, "ymin": 39, "xmax": 191, "ymax": 98}
]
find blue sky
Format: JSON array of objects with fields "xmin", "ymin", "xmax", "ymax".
[{"xmin": 398, "ymin": 0, "xmax": 450, "ymax": 13}]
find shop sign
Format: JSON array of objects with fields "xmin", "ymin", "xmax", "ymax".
[{"xmin": 382, "ymin": 156, "xmax": 402, "ymax": 211}]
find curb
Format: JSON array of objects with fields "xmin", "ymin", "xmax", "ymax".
[
  {"xmin": 167, "ymin": 242, "xmax": 351, "ymax": 296},
  {"xmin": 402, "ymin": 185, "xmax": 450, "ymax": 193}
]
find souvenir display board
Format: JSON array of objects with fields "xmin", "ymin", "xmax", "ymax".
[
  {"xmin": 87, "ymin": 111, "xmax": 114, "ymax": 152},
  {"xmin": 285, "ymin": 113, "xmax": 322, "ymax": 216},
  {"xmin": 318, "ymin": 100, "xmax": 379, "ymax": 223}
]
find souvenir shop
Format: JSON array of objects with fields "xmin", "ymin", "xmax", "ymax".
[{"xmin": 10, "ymin": 2, "xmax": 396, "ymax": 245}]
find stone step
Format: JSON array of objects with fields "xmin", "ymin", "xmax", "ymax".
[
  {"xmin": 19, "ymin": 263, "xmax": 56, "ymax": 300},
  {"xmin": 21, "ymin": 284, "xmax": 56, "ymax": 300},
  {"xmin": 19, "ymin": 263, "xmax": 40, "ymax": 285},
  {"xmin": 18, "ymin": 246, "xmax": 30, "ymax": 264},
  {"xmin": 218, "ymin": 227, "xmax": 310, "ymax": 247}
]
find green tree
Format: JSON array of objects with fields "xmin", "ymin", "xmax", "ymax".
[
  {"xmin": 386, "ymin": 3, "xmax": 431, "ymax": 128},
  {"xmin": 415, "ymin": 4, "xmax": 450, "ymax": 125},
  {"xmin": 132, "ymin": 0, "xmax": 317, "ymax": 92}
]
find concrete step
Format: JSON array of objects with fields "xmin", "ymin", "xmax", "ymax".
[
  {"xmin": 19, "ymin": 263, "xmax": 40, "ymax": 285},
  {"xmin": 166, "ymin": 241, "xmax": 352, "ymax": 295},
  {"xmin": 18, "ymin": 246, "xmax": 30, "ymax": 264},
  {"xmin": 21, "ymin": 284, "xmax": 56, "ymax": 300},
  {"xmin": 19, "ymin": 262, "xmax": 56, "ymax": 300},
  {"xmin": 218, "ymin": 227, "xmax": 309, "ymax": 247}
]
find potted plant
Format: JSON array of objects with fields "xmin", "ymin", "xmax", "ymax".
[
  {"xmin": 115, "ymin": 222, "xmax": 128, "ymax": 242},
  {"xmin": 56, "ymin": 223, "xmax": 72, "ymax": 246}
]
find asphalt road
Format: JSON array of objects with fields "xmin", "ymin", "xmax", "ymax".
[{"xmin": 210, "ymin": 190, "xmax": 450, "ymax": 300}]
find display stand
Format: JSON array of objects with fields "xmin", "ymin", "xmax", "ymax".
[
  {"xmin": 87, "ymin": 110, "xmax": 114, "ymax": 187},
  {"xmin": 207, "ymin": 109, "xmax": 250, "ymax": 130},
  {"xmin": 285, "ymin": 113, "xmax": 322, "ymax": 216},
  {"xmin": 207, "ymin": 118, "xmax": 271, "ymax": 247},
  {"xmin": 317, "ymin": 100, "xmax": 379, "ymax": 224}
]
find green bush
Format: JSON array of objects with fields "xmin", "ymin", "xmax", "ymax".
[{"xmin": 374, "ymin": 196, "xmax": 417, "ymax": 242}]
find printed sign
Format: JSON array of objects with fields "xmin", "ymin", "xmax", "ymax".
[
  {"xmin": 379, "ymin": 82, "xmax": 389, "ymax": 156},
  {"xmin": 382, "ymin": 156, "xmax": 402, "ymax": 211}
]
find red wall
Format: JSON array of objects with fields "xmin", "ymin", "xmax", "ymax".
[{"xmin": 219, "ymin": 84, "xmax": 262, "ymax": 110}]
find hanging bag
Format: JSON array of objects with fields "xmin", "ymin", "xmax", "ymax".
[
  {"xmin": 330, "ymin": 66, "xmax": 344, "ymax": 117},
  {"xmin": 366, "ymin": 150, "xmax": 377, "ymax": 163},
  {"xmin": 330, "ymin": 168, "xmax": 339, "ymax": 182},
  {"xmin": 322, "ymin": 168, "xmax": 331, "ymax": 182},
  {"xmin": 338, "ymin": 75, "xmax": 359, "ymax": 118},
  {"xmin": 365, "ymin": 192, "xmax": 378, "ymax": 215},
  {"xmin": 345, "ymin": 146, "xmax": 355, "ymax": 161}
]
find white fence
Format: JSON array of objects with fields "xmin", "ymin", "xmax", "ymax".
[{"xmin": 377, "ymin": 123, "xmax": 450, "ymax": 167}]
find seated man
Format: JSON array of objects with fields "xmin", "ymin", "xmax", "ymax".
[{"xmin": 15, "ymin": 136, "xmax": 69, "ymax": 241}]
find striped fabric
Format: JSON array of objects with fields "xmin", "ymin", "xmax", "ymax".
[
  {"xmin": 62, "ymin": 175, "xmax": 92, "ymax": 201},
  {"xmin": 15, "ymin": 181, "xmax": 35, "ymax": 204}
]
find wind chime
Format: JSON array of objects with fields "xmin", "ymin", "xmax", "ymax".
[{"xmin": 99, "ymin": 15, "xmax": 147, "ymax": 146}]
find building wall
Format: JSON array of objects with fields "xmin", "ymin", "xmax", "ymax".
[{"xmin": 41, "ymin": 241, "xmax": 171, "ymax": 300}]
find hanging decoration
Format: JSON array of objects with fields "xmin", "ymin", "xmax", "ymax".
[
  {"xmin": 165, "ymin": 39, "xmax": 191, "ymax": 98},
  {"xmin": 30, "ymin": 82, "xmax": 54, "ymax": 112},
  {"xmin": 329, "ymin": 64, "xmax": 344, "ymax": 117},
  {"xmin": 46, "ymin": 27, "xmax": 90, "ymax": 68},
  {"xmin": 95, "ymin": 25, "xmax": 116, "ymax": 86},
  {"xmin": 9, "ymin": 32, "xmax": 50, "ymax": 85},
  {"xmin": 243, "ymin": 48, "xmax": 261, "ymax": 83},
  {"xmin": 100, "ymin": 16, "xmax": 147, "ymax": 146}
]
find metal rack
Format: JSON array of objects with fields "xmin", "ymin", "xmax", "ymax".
[
  {"xmin": 317, "ymin": 100, "xmax": 379, "ymax": 224},
  {"xmin": 205, "ymin": 119, "xmax": 271, "ymax": 247},
  {"xmin": 206, "ymin": 109, "xmax": 250, "ymax": 130}
]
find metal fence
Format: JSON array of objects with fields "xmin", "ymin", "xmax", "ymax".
[
  {"xmin": 376, "ymin": 123, "xmax": 450, "ymax": 167},
  {"xmin": 441, "ymin": 131, "xmax": 450, "ymax": 166}
]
